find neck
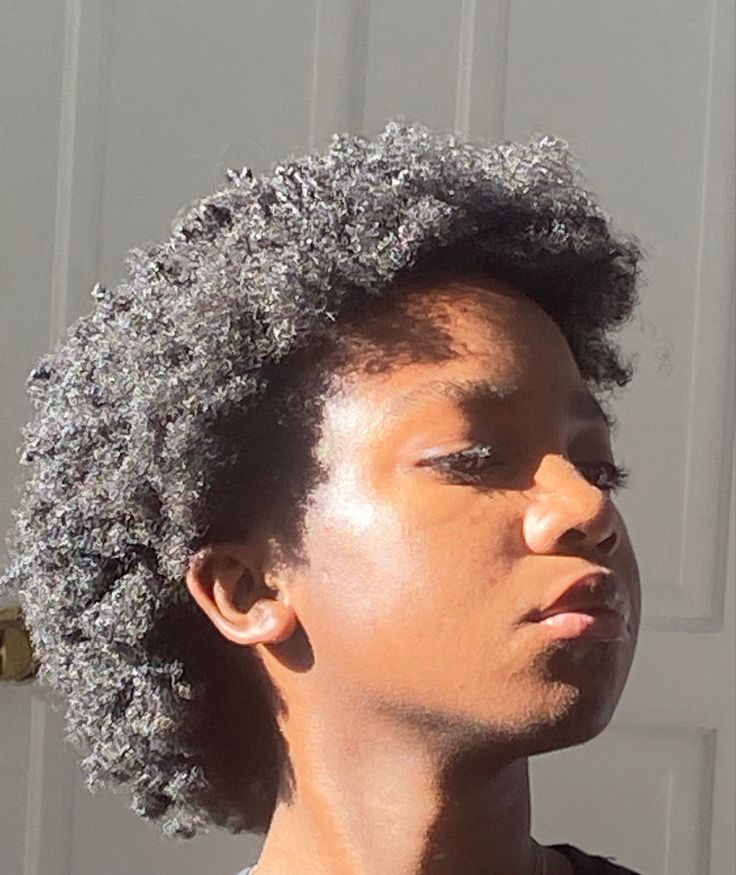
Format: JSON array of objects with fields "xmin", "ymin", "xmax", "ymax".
[{"xmin": 250, "ymin": 696, "xmax": 550, "ymax": 875}]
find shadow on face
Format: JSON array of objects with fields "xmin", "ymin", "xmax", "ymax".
[
  {"xmin": 178, "ymin": 274, "xmax": 641, "ymax": 827},
  {"xmin": 259, "ymin": 279, "xmax": 640, "ymax": 757}
]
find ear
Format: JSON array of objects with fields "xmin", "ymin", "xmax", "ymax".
[{"xmin": 185, "ymin": 540, "xmax": 298, "ymax": 646}]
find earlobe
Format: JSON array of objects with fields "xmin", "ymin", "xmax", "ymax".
[
  {"xmin": 185, "ymin": 543, "xmax": 298, "ymax": 646},
  {"xmin": 245, "ymin": 598, "xmax": 298, "ymax": 645}
]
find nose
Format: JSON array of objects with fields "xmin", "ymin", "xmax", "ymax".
[{"xmin": 523, "ymin": 453, "xmax": 620, "ymax": 556}]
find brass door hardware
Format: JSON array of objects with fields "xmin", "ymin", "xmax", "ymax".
[{"xmin": 0, "ymin": 604, "xmax": 36, "ymax": 681}]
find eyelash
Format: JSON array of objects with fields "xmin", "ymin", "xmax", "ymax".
[{"xmin": 420, "ymin": 445, "xmax": 631, "ymax": 494}]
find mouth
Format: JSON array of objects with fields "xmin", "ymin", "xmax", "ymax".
[
  {"xmin": 532, "ymin": 608, "xmax": 629, "ymax": 641},
  {"xmin": 523, "ymin": 570, "xmax": 631, "ymax": 642}
]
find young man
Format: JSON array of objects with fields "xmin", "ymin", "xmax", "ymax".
[{"xmin": 1, "ymin": 122, "xmax": 645, "ymax": 874}]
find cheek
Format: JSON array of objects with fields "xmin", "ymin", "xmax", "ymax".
[
  {"xmin": 393, "ymin": 481, "xmax": 526, "ymax": 602},
  {"xmin": 297, "ymin": 481, "xmax": 524, "ymax": 669},
  {"xmin": 297, "ymin": 491, "xmax": 427, "ymax": 634},
  {"xmin": 612, "ymin": 509, "xmax": 642, "ymax": 632}
]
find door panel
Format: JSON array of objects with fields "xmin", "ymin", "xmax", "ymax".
[{"xmin": 1, "ymin": 2, "xmax": 733, "ymax": 873}]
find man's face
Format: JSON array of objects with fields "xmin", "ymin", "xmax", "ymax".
[{"xmin": 282, "ymin": 281, "xmax": 640, "ymax": 755}]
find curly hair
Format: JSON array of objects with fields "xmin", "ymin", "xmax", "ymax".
[{"xmin": 0, "ymin": 120, "xmax": 642, "ymax": 839}]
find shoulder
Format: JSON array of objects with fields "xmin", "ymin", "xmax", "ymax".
[
  {"xmin": 233, "ymin": 849, "xmax": 647, "ymax": 875},
  {"xmin": 551, "ymin": 843, "xmax": 649, "ymax": 874}
]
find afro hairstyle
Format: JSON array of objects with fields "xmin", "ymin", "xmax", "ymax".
[{"xmin": 0, "ymin": 120, "xmax": 642, "ymax": 838}]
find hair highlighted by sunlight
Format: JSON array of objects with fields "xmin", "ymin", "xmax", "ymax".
[{"xmin": 0, "ymin": 121, "xmax": 641, "ymax": 838}]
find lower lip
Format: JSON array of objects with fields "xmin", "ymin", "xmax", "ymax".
[{"xmin": 533, "ymin": 610, "xmax": 628, "ymax": 641}]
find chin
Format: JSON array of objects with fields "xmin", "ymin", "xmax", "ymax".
[
  {"xmin": 530, "ymin": 679, "xmax": 626, "ymax": 756},
  {"xmin": 503, "ymin": 700, "xmax": 615, "ymax": 762},
  {"xmin": 509, "ymin": 649, "xmax": 631, "ymax": 756},
  {"xmin": 557, "ymin": 691, "xmax": 618, "ymax": 747}
]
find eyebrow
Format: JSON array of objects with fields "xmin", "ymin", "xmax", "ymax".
[
  {"xmin": 388, "ymin": 376, "xmax": 614, "ymax": 427},
  {"xmin": 388, "ymin": 377, "xmax": 517, "ymax": 415}
]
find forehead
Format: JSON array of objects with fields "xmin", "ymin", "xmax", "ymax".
[
  {"xmin": 316, "ymin": 282, "xmax": 607, "ymax": 450},
  {"xmin": 338, "ymin": 283, "xmax": 579, "ymax": 397}
]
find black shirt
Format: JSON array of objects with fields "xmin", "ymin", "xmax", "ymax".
[
  {"xmin": 552, "ymin": 843, "xmax": 646, "ymax": 873},
  {"xmin": 237, "ymin": 843, "xmax": 647, "ymax": 873}
]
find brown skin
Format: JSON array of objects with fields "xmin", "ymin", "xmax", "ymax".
[{"xmin": 187, "ymin": 280, "xmax": 641, "ymax": 875}]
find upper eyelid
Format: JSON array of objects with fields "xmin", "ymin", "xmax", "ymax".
[
  {"xmin": 418, "ymin": 447, "xmax": 628, "ymax": 486},
  {"xmin": 415, "ymin": 445, "xmax": 495, "ymax": 465},
  {"xmin": 412, "ymin": 462, "xmax": 628, "ymax": 502}
]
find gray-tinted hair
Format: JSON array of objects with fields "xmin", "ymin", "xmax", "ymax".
[{"xmin": 0, "ymin": 121, "xmax": 641, "ymax": 838}]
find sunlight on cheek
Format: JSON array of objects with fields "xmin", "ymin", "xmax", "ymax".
[
  {"xmin": 314, "ymin": 395, "xmax": 396, "ymax": 534},
  {"xmin": 326, "ymin": 465, "xmax": 380, "ymax": 532},
  {"xmin": 304, "ymin": 474, "xmax": 422, "ymax": 628}
]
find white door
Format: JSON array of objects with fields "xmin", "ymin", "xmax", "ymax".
[{"xmin": 1, "ymin": 2, "xmax": 733, "ymax": 874}]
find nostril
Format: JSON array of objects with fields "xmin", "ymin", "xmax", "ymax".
[{"xmin": 598, "ymin": 531, "xmax": 618, "ymax": 555}]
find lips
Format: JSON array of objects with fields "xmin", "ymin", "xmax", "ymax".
[{"xmin": 524, "ymin": 571, "xmax": 629, "ymax": 624}]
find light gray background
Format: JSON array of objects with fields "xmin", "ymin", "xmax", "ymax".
[{"xmin": 1, "ymin": 2, "xmax": 734, "ymax": 874}]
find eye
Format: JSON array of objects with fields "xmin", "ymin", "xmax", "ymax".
[
  {"xmin": 417, "ymin": 444, "xmax": 499, "ymax": 485},
  {"xmin": 575, "ymin": 460, "xmax": 630, "ymax": 494},
  {"xmin": 418, "ymin": 447, "xmax": 631, "ymax": 494}
]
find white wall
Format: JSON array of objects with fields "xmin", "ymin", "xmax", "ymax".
[{"xmin": 1, "ymin": 2, "xmax": 733, "ymax": 873}]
